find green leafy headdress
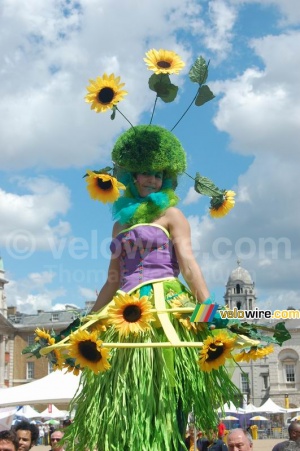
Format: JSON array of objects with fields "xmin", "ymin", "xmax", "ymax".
[{"xmin": 84, "ymin": 48, "xmax": 236, "ymax": 220}]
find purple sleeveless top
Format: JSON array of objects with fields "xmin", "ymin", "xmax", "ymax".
[{"xmin": 110, "ymin": 224, "xmax": 180, "ymax": 292}]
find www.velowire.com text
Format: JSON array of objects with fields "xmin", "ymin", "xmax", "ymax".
[{"xmin": 219, "ymin": 308, "xmax": 300, "ymax": 320}]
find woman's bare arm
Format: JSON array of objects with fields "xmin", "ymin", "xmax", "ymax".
[
  {"xmin": 91, "ymin": 222, "xmax": 121, "ymax": 312},
  {"xmin": 166, "ymin": 207, "xmax": 210, "ymax": 303}
]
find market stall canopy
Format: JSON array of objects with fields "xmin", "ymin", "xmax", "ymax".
[
  {"xmin": 250, "ymin": 415, "xmax": 269, "ymax": 421},
  {"xmin": 224, "ymin": 415, "xmax": 239, "ymax": 420},
  {"xmin": 16, "ymin": 405, "xmax": 42, "ymax": 419},
  {"xmin": 0, "ymin": 407, "xmax": 17, "ymax": 432},
  {"xmin": 40, "ymin": 404, "xmax": 68, "ymax": 419},
  {"xmin": 255, "ymin": 398, "xmax": 287, "ymax": 413},
  {"xmin": 244, "ymin": 403, "xmax": 259, "ymax": 413},
  {"xmin": 0, "ymin": 371, "xmax": 81, "ymax": 407}
]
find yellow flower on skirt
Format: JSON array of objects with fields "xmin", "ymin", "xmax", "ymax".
[
  {"xmin": 68, "ymin": 329, "xmax": 111, "ymax": 374},
  {"xmin": 85, "ymin": 170, "xmax": 126, "ymax": 203},
  {"xmin": 198, "ymin": 331, "xmax": 236, "ymax": 372},
  {"xmin": 234, "ymin": 344, "xmax": 274, "ymax": 363},
  {"xmin": 107, "ymin": 292, "xmax": 155, "ymax": 337}
]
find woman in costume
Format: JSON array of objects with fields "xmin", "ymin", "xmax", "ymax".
[
  {"xmin": 24, "ymin": 49, "xmax": 290, "ymax": 451},
  {"xmin": 63, "ymin": 124, "xmax": 243, "ymax": 451}
]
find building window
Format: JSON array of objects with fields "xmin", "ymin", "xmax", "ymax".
[
  {"xmin": 27, "ymin": 335, "xmax": 35, "ymax": 346},
  {"xmin": 241, "ymin": 373, "xmax": 249, "ymax": 393},
  {"xmin": 27, "ymin": 362, "xmax": 34, "ymax": 379},
  {"xmin": 261, "ymin": 373, "xmax": 269, "ymax": 389},
  {"xmin": 51, "ymin": 313, "xmax": 59, "ymax": 321},
  {"xmin": 285, "ymin": 364, "xmax": 295, "ymax": 382}
]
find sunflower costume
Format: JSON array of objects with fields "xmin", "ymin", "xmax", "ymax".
[{"xmin": 23, "ymin": 49, "xmax": 291, "ymax": 451}]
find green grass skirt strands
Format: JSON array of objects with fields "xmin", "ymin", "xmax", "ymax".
[{"xmin": 62, "ymin": 280, "xmax": 241, "ymax": 451}]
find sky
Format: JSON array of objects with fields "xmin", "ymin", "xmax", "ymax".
[{"xmin": 0, "ymin": 0, "xmax": 299, "ymax": 314}]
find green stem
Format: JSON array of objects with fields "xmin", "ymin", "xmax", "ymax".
[
  {"xmin": 170, "ymin": 60, "xmax": 211, "ymax": 132},
  {"xmin": 115, "ymin": 106, "xmax": 135, "ymax": 130},
  {"xmin": 170, "ymin": 88, "xmax": 200, "ymax": 132},
  {"xmin": 149, "ymin": 95, "xmax": 158, "ymax": 125}
]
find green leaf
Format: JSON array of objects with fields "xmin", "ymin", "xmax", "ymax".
[
  {"xmin": 194, "ymin": 172, "xmax": 222, "ymax": 197},
  {"xmin": 195, "ymin": 85, "xmax": 215, "ymax": 106},
  {"xmin": 273, "ymin": 322, "xmax": 292, "ymax": 346},
  {"xmin": 189, "ymin": 56, "xmax": 209, "ymax": 85},
  {"xmin": 148, "ymin": 74, "xmax": 178, "ymax": 103}
]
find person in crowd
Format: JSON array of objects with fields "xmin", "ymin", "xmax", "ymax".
[
  {"xmin": 272, "ymin": 421, "xmax": 300, "ymax": 451},
  {"xmin": 205, "ymin": 430, "xmax": 228, "ymax": 451},
  {"xmin": 0, "ymin": 430, "xmax": 18, "ymax": 451},
  {"xmin": 227, "ymin": 428, "xmax": 253, "ymax": 451},
  {"xmin": 218, "ymin": 420, "xmax": 226, "ymax": 439},
  {"xmin": 12, "ymin": 421, "xmax": 39, "ymax": 451},
  {"xmin": 49, "ymin": 430, "xmax": 65, "ymax": 451}
]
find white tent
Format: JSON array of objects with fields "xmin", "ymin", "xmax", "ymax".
[
  {"xmin": 0, "ymin": 371, "xmax": 81, "ymax": 407},
  {"xmin": 16, "ymin": 405, "xmax": 42, "ymax": 419},
  {"xmin": 0, "ymin": 407, "xmax": 17, "ymax": 432},
  {"xmin": 218, "ymin": 402, "xmax": 245, "ymax": 414},
  {"xmin": 40, "ymin": 404, "xmax": 68, "ymax": 419},
  {"xmin": 255, "ymin": 398, "xmax": 287, "ymax": 413},
  {"xmin": 244, "ymin": 403, "xmax": 259, "ymax": 413}
]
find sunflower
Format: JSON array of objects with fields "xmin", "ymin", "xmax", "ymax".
[
  {"xmin": 198, "ymin": 331, "xmax": 236, "ymax": 372},
  {"xmin": 85, "ymin": 73, "xmax": 127, "ymax": 113},
  {"xmin": 144, "ymin": 49, "xmax": 185, "ymax": 75},
  {"xmin": 209, "ymin": 190, "xmax": 236, "ymax": 218},
  {"xmin": 85, "ymin": 170, "xmax": 126, "ymax": 203},
  {"xmin": 234, "ymin": 345, "xmax": 274, "ymax": 363},
  {"xmin": 107, "ymin": 292, "xmax": 155, "ymax": 337},
  {"xmin": 35, "ymin": 327, "xmax": 52, "ymax": 343},
  {"xmin": 68, "ymin": 330, "xmax": 111, "ymax": 374}
]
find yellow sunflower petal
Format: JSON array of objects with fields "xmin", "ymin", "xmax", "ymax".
[
  {"xmin": 85, "ymin": 73, "xmax": 127, "ymax": 113},
  {"xmin": 144, "ymin": 48, "xmax": 185, "ymax": 75}
]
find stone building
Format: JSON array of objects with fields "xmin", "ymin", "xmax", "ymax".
[
  {"xmin": 0, "ymin": 257, "xmax": 89, "ymax": 388},
  {"xmin": 226, "ymin": 261, "xmax": 300, "ymax": 409}
]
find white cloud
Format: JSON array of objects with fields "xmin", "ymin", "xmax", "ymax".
[
  {"xmin": 182, "ymin": 187, "xmax": 202, "ymax": 205},
  {"xmin": 0, "ymin": 176, "xmax": 71, "ymax": 253}
]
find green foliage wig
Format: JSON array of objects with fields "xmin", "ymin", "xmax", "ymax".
[{"xmin": 112, "ymin": 124, "xmax": 187, "ymax": 178}]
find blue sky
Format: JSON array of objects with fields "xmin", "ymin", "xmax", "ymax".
[{"xmin": 0, "ymin": 0, "xmax": 299, "ymax": 314}]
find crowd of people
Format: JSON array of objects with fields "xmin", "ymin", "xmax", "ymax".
[{"xmin": 0, "ymin": 421, "xmax": 65, "ymax": 451}]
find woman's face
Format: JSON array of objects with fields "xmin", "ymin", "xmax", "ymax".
[{"xmin": 135, "ymin": 172, "xmax": 163, "ymax": 197}]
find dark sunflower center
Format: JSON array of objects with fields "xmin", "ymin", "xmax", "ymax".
[
  {"xmin": 78, "ymin": 340, "xmax": 102, "ymax": 362},
  {"xmin": 98, "ymin": 87, "xmax": 115, "ymax": 104},
  {"xmin": 206, "ymin": 344, "xmax": 224, "ymax": 362},
  {"xmin": 157, "ymin": 60, "xmax": 171, "ymax": 68},
  {"xmin": 123, "ymin": 305, "xmax": 142, "ymax": 323},
  {"xmin": 97, "ymin": 178, "xmax": 113, "ymax": 190}
]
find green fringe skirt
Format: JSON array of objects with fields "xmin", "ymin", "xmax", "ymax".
[{"xmin": 63, "ymin": 279, "xmax": 241, "ymax": 451}]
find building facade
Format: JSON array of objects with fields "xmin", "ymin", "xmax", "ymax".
[{"xmin": 225, "ymin": 261, "xmax": 300, "ymax": 409}]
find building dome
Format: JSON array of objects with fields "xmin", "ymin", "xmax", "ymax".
[{"xmin": 228, "ymin": 261, "xmax": 253, "ymax": 284}]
